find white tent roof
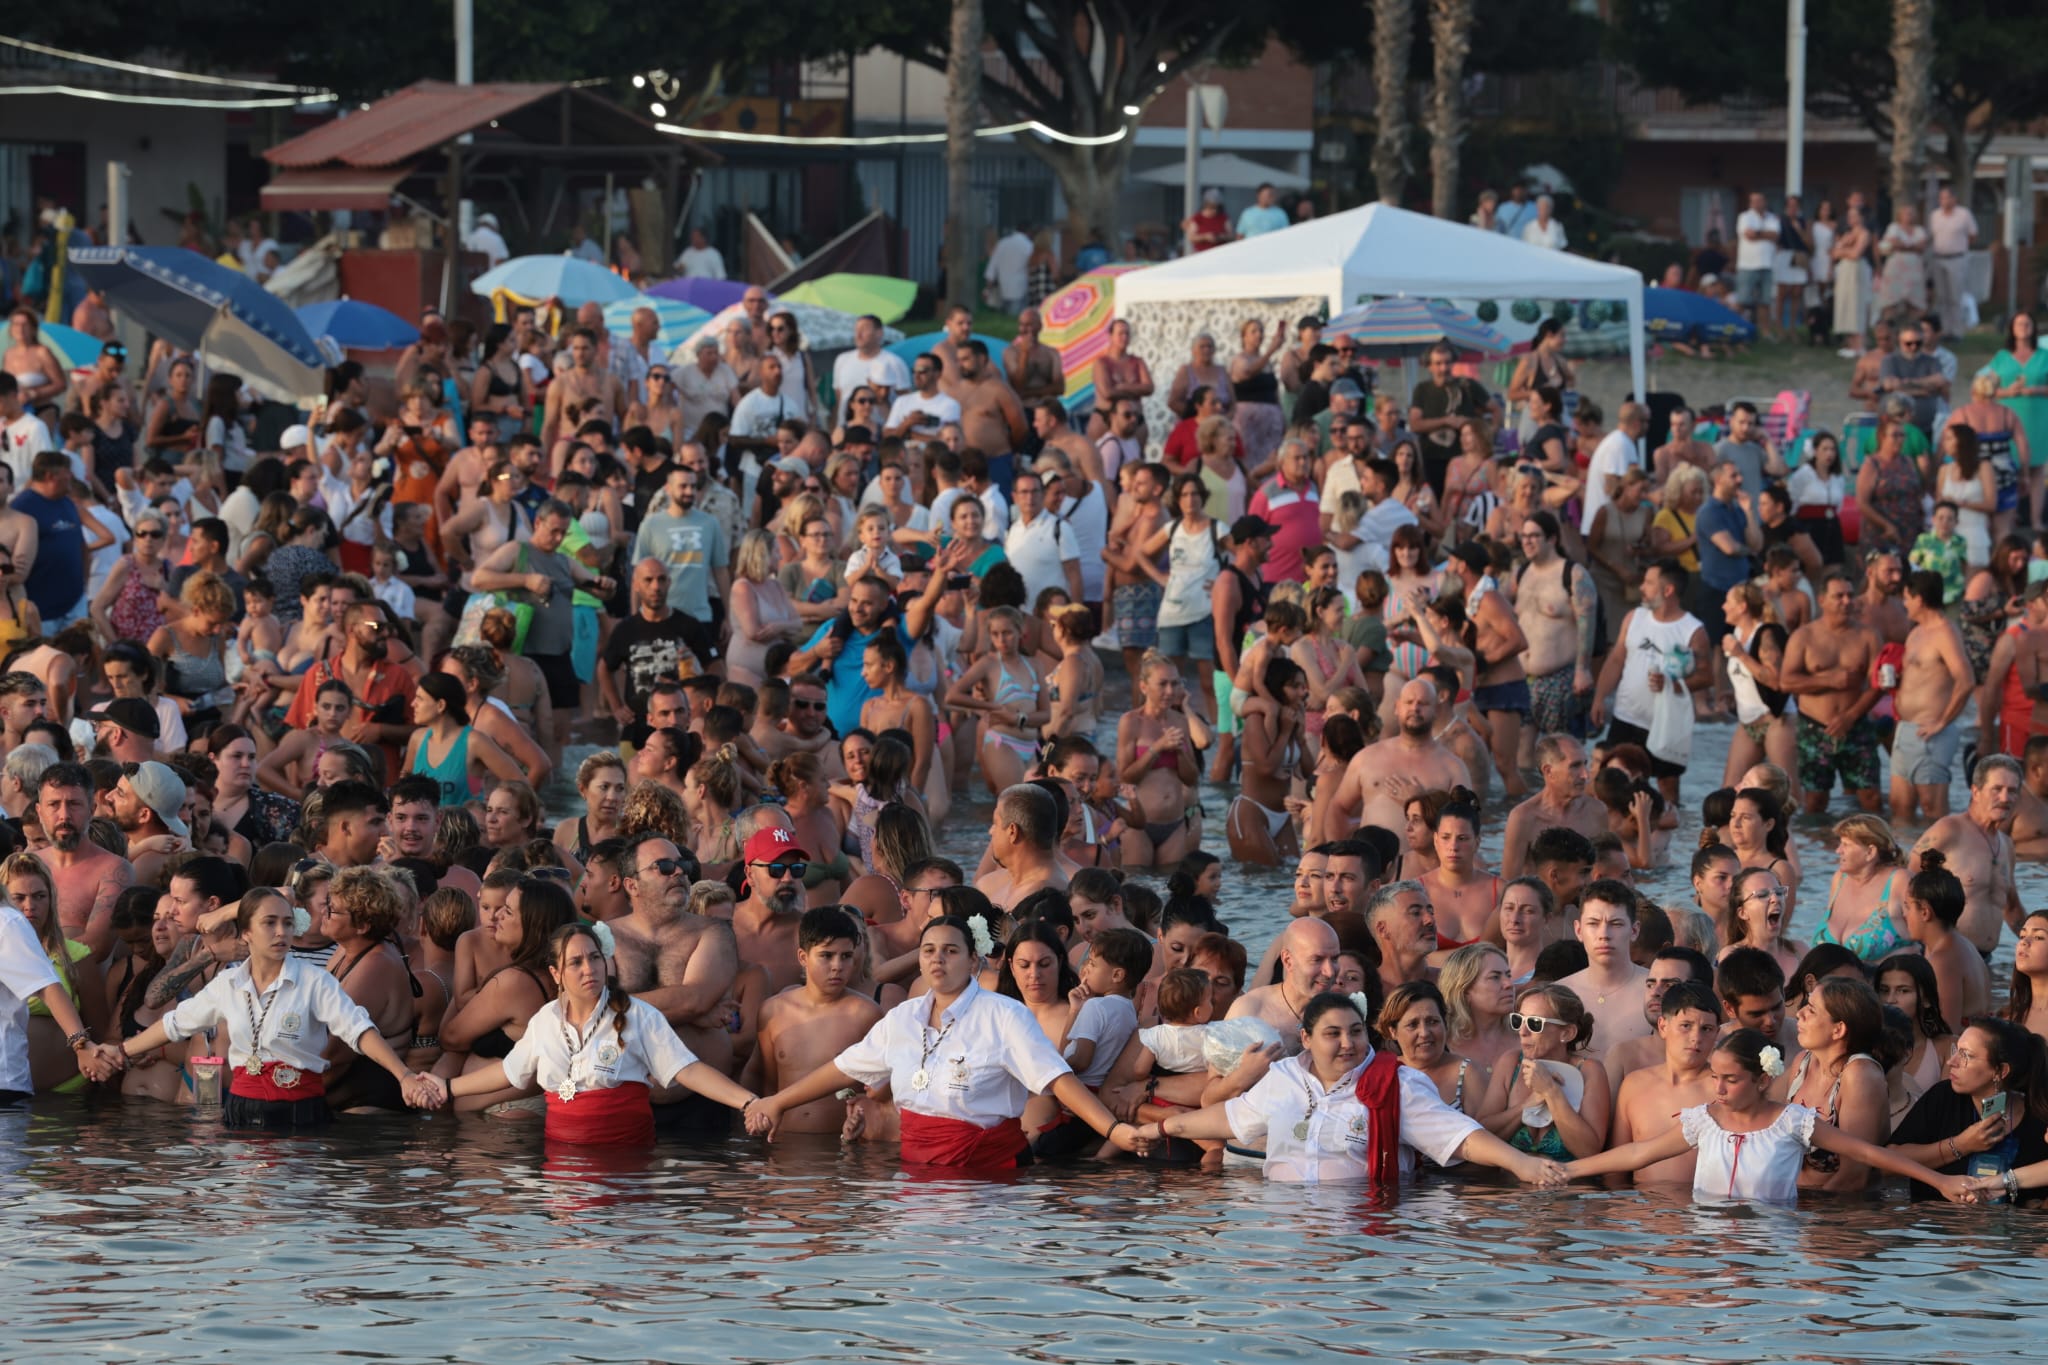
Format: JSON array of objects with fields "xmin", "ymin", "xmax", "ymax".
[{"xmin": 1115, "ymin": 202, "xmax": 1647, "ymax": 398}]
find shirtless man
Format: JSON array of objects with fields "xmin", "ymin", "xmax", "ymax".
[
  {"xmin": 2010, "ymin": 735, "xmax": 2048, "ymax": 860},
  {"xmin": 743, "ymin": 905, "xmax": 882, "ymax": 1135},
  {"xmin": 1649, "ymin": 406, "xmax": 1714, "ymax": 488},
  {"xmin": 1890, "ymin": 569, "xmax": 1974, "ymax": 825},
  {"xmin": 1033, "ymin": 400, "xmax": 1106, "ymax": 497},
  {"xmin": 1343, "ymin": 678, "xmax": 1471, "ymax": 831},
  {"xmin": 542, "ymin": 327, "xmax": 626, "ymax": 448},
  {"xmin": 944, "ymin": 341, "xmax": 1027, "ymax": 487},
  {"xmin": 36, "ymin": 761, "xmax": 133, "ymax": 961},
  {"xmin": 1555, "ymin": 879, "xmax": 1651, "ymax": 1063},
  {"xmin": 610, "ymin": 832, "xmax": 742, "ymax": 1079},
  {"xmin": 977, "ymin": 784, "xmax": 1069, "ymax": 909},
  {"xmin": 1250, "ymin": 849, "xmax": 1335, "ymax": 987},
  {"xmin": 1320, "ymin": 839, "xmax": 1376, "ymax": 919},
  {"xmin": 1501, "ymin": 736, "xmax": 1608, "ymax": 878},
  {"xmin": 1512, "ymin": 511, "xmax": 1597, "ymax": 743},
  {"xmin": 1102, "ymin": 462, "xmax": 1171, "ymax": 680},
  {"xmin": 432, "ymin": 411, "xmax": 500, "ymax": 528},
  {"xmin": 732, "ymin": 826, "xmax": 811, "ymax": 994},
  {"xmin": 1599, "ymin": 946, "xmax": 1715, "ymax": 1095},
  {"xmin": 1005, "ymin": 309, "xmax": 1066, "ymax": 405},
  {"xmin": 1912, "ymin": 756, "xmax": 2024, "ymax": 958},
  {"xmin": 928, "ymin": 304, "xmax": 978, "ymax": 384},
  {"xmin": 1848, "ymin": 319, "xmax": 1895, "ymax": 410},
  {"xmin": 1468, "ymin": 564, "xmax": 1532, "ymax": 797},
  {"xmin": 751, "ymin": 675, "xmax": 838, "ymax": 771},
  {"xmin": 1858, "ymin": 549, "xmax": 1912, "ymax": 646},
  {"xmin": 1779, "ymin": 569, "xmax": 1884, "ymax": 815},
  {"xmin": 1228, "ymin": 918, "xmax": 1340, "ymax": 1059},
  {"xmin": 1423, "ymin": 663, "xmax": 1495, "ymax": 800},
  {"xmin": 1366, "ymin": 880, "xmax": 1438, "ymax": 999},
  {"xmin": 1606, "ymin": 980, "xmax": 1722, "ymax": 1184}
]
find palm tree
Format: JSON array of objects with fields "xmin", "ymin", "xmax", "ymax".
[
  {"xmin": 1371, "ymin": 0, "xmax": 1413, "ymax": 206},
  {"xmin": 945, "ymin": 0, "xmax": 984, "ymax": 313},
  {"xmin": 1428, "ymin": 0, "xmax": 1473, "ymax": 220},
  {"xmin": 1887, "ymin": 0, "xmax": 1933, "ymax": 209}
]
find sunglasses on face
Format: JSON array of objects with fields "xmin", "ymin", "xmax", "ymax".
[
  {"xmin": 134, "ymin": 529, "xmax": 164, "ymax": 540},
  {"xmin": 639, "ymin": 857, "xmax": 688, "ymax": 877},
  {"xmin": 1509, "ymin": 1012, "xmax": 1570, "ymax": 1033},
  {"xmin": 753, "ymin": 860, "xmax": 808, "ymax": 880},
  {"xmin": 791, "ymin": 698, "xmax": 826, "ymax": 712}
]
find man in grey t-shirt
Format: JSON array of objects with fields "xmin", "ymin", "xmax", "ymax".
[
  {"xmin": 1712, "ymin": 401, "xmax": 1784, "ymax": 512},
  {"xmin": 1877, "ymin": 322, "xmax": 1949, "ymax": 435}
]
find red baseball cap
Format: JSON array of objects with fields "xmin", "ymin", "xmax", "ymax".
[{"xmin": 742, "ymin": 826, "xmax": 810, "ymax": 865}]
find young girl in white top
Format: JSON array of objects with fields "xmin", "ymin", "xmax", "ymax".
[
  {"xmin": 436, "ymin": 922, "xmax": 759, "ymax": 1146},
  {"xmin": 751, "ymin": 915, "xmax": 1149, "ymax": 1170},
  {"xmin": 1140, "ymin": 992, "xmax": 1566, "ymax": 1186},
  {"xmin": 1549, "ymin": 1029, "xmax": 1968, "ymax": 1204},
  {"xmin": 115, "ymin": 890, "xmax": 427, "ymax": 1130}
]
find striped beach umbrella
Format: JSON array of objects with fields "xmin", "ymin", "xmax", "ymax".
[
  {"xmin": 1323, "ymin": 296, "xmax": 1512, "ymax": 359},
  {"xmin": 603, "ymin": 295, "xmax": 713, "ymax": 350},
  {"xmin": 1040, "ymin": 264, "xmax": 1144, "ymax": 414}
]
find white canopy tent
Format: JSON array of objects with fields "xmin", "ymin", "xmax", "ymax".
[{"xmin": 1115, "ymin": 202, "xmax": 1648, "ymax": 401}]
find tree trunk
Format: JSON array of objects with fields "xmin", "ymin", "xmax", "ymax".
[
  {"xmin": 1371, "ymin": 0, "xmax": 1412, "ymax": 206},
  {"xmin": 944, "ymin": 0, "xmax": 984, "ymax": 312},
  {"xmin": 1017, "ymin": 135, "xmax": 1135, "ymax": 265},
  {"xmin": 1428, "ymin": 0, "xmax": 1473, "ymax": 220},
  {"xmin": 1887, "ymin": 0, "xmax": 1933, "ymax": 210}
]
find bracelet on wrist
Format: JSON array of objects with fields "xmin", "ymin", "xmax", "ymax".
[{"xmin": 67, "ymin": 1028, "xmax": 94, "ymax": 1049}]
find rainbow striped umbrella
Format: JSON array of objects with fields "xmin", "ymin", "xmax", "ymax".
[
  {"xmin": 1040, "ymin": 264, "xmax": 1144, "ymax": 414},
  {"xmin": 1323, "ymin": 296, "xmax": 1511, "ymax": 359}
]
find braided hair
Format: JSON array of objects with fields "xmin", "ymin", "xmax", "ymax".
[{"xmin": 550, "ymin": 922, "xmax": 632, "ymax": 1045}]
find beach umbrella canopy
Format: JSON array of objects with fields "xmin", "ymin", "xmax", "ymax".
[
  {"xmin": 780, "ymin": 273, "xmax": 918, "ymax": 325},
  {"xmin": 602, "ymin": 295, "xmax": 712, "ymax": 351},
  {"xmin": 6, "ymin": 320, "xmax": 105, "ymax": 371},
  {"xmin": 68, "ymin": 244, "xmax": 338, "ymax": 404},
  {"xmin": 1322, "ymin": 296, "xmax": 1512, "ymax": 359},
  {"xmin": 1642, "ymin": 287, "xmax": 1757, "ymax": 345},
  {"xmin": 646, "ymin": 277, "xmax": 759, "ymax": 313},
  {"xmin": 295, "ymin": 298, "xmax": 419, "ymax": 351},
  {"xmin": 1040, "ymin": 264, "xmax": 1144, "ymax": 413},
  {"xmin": 671, "ymin": 299, "xmax": 898, "ymax": 363},
  {"xmin": 471, "ymin": 255, "xmax": 636, "ymax": 309},
  {"xmin": 884, "ymin": 331, "xmax": 1011, "ymax": 366}
]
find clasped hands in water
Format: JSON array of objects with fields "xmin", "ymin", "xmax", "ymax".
[{"xmin": 401, "ymin": 1073, "xmax": 450, "ymax": 1109}]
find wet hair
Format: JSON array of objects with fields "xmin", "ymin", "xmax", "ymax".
[
  {"xmin": 798, "ymin": 905, "xmax": 863, "ymax": 953},
  {"xmin": 1715, "ymin": 1027, "xmax": 1778, "ymax": 1080},
  {"xmin": 1908, "ymin": 849, "xmax": 1966, "ymax": 926},
  {"xmin": 1875, "ymin": 953, "xmax": 1950, "ymax": 1042},
  {"xmin": 998, "ymin": 919, "xmax": 1079, "ymax": 1000},
  {"xmin": 1516, "ymin": 981, "xmax": 1593, "ymax": 1053},
  {"xmin": 1299, "ymin": 989, "xmax": 1368, "ymax": 1035},
  {"xmin": 1166, "ymin": 852, "xmax": 1221, "ymax": 901},
  {"xmin": 1659, "ymin": 980, "xmax": 1723, "ymax": 1024}
]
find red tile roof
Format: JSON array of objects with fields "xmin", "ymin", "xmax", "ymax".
[{"xmin": 264, "ymin": 81, "xmax": 564, "ymax": 169}]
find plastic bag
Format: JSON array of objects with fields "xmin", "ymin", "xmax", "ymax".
[
  {"xmin": 1202, "ymin": 1017, "xmax": 1283, "ymax": 1076},
  {"xmin": 1646, "ymin": 675, "xmax": 1694, "ymax": 766}
]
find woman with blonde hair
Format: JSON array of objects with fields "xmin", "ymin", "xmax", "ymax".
[
  {"xmin": 148, "ymin": 570, "xmax": 239, "ymax": 726},
  {"xmin": 1651, "ymin": 463, "xmax": 1708, "ymax": 572},
  {"xmin": 775, "ymin": 491, "xmax": 825, "ymax": 567},
  {"xmin": 728, "ymin": 528, "xmax": 805, "ymax": 686},
  {"xmin": 1229, "ymin": 316, "xmax": 1288, "ymax": 468},
  {"xmin": 1438, "ymin": 942, "xmax": 1519, "ymax": 1073},
  {"xmin": 945, "ymin": 604, "xmax": 1047, "ymax": 795},
  {"xmin": 683, "ymin": 750, "xmax": 745, "ymax": 868},
  {"xmin": 556, "ymin": 751, "xmax": 628, "ymax": 862},
  {"xmin": 9, "ymin": 850, "xmax": 106, "ymax": 1093},
  {"xmin": 1719, "ymin": 580, "xmax": 1794, "ymax": 789},
  {"xmin": 482, "ymin": 780, "xmax": 545, "ymax": 850},
  {"xmin": 1813, "ymin": 813, "xmax": 1909, "ymax": 963},
  {"xmin": 824, "ymin": 452, "xmax": 865, "ymax": 549},
  {"xmin": 1046, "ymin": 603, "xmax": 1104, "ymax": 740}
]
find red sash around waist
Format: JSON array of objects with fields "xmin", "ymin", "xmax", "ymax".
[
  {"xmin": 898, "ymin": 1109, "xmax": 1027, "ymax": 1169},
  {"xmin": 545, "ymin": 1080, "xmax": 654, "ymax": 1146},
  {"xmin": 228, "ymin": 1059, "xmax": 328, "ymax": 1101}
]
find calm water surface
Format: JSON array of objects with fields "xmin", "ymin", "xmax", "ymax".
[{"xmin": 8, "ymin": 684, "xmax": 2043, "ymax": 1361}]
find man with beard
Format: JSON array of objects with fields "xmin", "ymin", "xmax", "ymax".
[
  {"xmin": 35, "ymin": 761, "xmax": 132, "ymax": 960},
  {"xmin": 752, "ymin": 674, "xmax": 837, "ymax": 771},
  {"xmin": 1004, "ymin": 307, "xmax": 1067, "ymax": 407},
  {"xmin": 108, "ymin": 759, "xmax": 187, "ymax": 887},
  {"xmin": 1501, "ymin": 736, "xmax": 1607, "ymax": 878},
  {"xmin": 1858, "ymin": 548, "xmax": 1912, "ymax": 645},
  {"xmin": 599, "ymin": 559, "xmax": 699, "ymax": 731},
  {"xmin": 284, "ymin": 602, "xmax": 418, "ymax": 784},
  {"xmin": 383, "ymin": 774, "xmax": 481, "ymax": 899},
  {"xmin": 789, "ymin": 561, "xmax": 947, "ymax": 737},
  {"xmin": 1367, "ymin": 880, "xmax": 1439, "ymax": 998},
  {"xmin": 882, "ymin": 353, "xmax": 961, "ymax": 442},
  {"xmin": 1343, "ymin": 678, "xmax": 1472, "ymax": 831},
  {"xmin": 1780, "ymin": 569, "xmax": 1885, "ymax": 815},
  {"xmin": 1606, "ymin": 980, "xmax": 1723, "ymax": 1185},
  {"xmin": 633, "ymin": 464, "xmax": 730, "ymax": 672},
  {"xmin": 730, "ymin": 825, "xmax": 813, "ymax": 995},
  {"xmin": 1319, "ymin": 838, "xmax": 1380, "ymax": 919},
  {"xmin": 975, "ymin": 783, "xmax": 1068, "ymax": 909},
  {"xmin": 0, "ymin": 671, "xmax": 47, "ymax": 762},
  {"xmin": 610, "ymin": 831, "xmax": 742, "ymax": 1087},
  {"xmin": 943, "ymin": 340, "xmax": 1026, "ymax": 490}
]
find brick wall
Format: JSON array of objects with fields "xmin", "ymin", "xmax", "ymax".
[{"xmin": 1138, "ymin": 41, "xmax": 1316, "ymax": 132}]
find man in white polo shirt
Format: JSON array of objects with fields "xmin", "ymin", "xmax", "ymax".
[{"xmin": 1004, "ymin": 466, "xmax": 1082, "ymax": 607}]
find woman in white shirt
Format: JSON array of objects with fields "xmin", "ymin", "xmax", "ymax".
[
  {"xmin": 1139, "ymin": 991, "xmax": 1563, "ymax": 1185},
  {"xmin": 766, "ymin": 312, "xmax": 815, "ymax": 423},
  {"xmin": 435, "ymin": 922, "xmax": 759, "ymax": 1146},
  {"xmin": 750, "ymin": 914, "xmax": 1149, "ymax": 1169},
  {"xmin": 113, "ymin": 890, "xmax": 427, "ymax": 1129},
  {"xmin": 1785, "ymin": 431, "xmax": 1848, "ymax": 567}
]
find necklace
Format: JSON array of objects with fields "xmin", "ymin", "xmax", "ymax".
[
  {"xmin": 911, "ymin": 1011, "xmax": 954, "ymax": 1092},
  {"xmin": 554, "ymin": 992, "xmax": 607, "ymax": 1104},
  {"xmin": 1293, "ymin": 1067, "xmax": 1326, "ymax": 1142},
  {"xmin": 242, "ymin": 970, "xmax": 287, "ymax": 1078}
]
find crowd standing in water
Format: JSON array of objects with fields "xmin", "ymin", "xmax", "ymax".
[{"xmin": 5, "ymin": 292, "xmax": 2048, "ymax": 1207}]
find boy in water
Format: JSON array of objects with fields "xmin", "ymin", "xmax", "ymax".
[
  {"xmin": 1606, "ymin": 981, "xmax": 1722, "ymax": 1185},
  {"xmin": 1031, "ymin": 926, "xmax": 1152, "ymax": 1157},
  {"xmin": 744, "ymin": 906, "xmax": 883, "ymax": 1135}
]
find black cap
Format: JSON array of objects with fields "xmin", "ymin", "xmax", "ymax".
[
  {"xmin": 94, "ymin": 696, "xmax": 161, "ymax": 741},
  {"xmin": 1230, "ymin": 514, "xmax": 1281, "ymax": 542}
]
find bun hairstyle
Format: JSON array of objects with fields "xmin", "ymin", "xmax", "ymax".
[
  {"xmin": 1909, "ymin": 850, "xmax": 1965, "ymax": 926},
  {"xmin": 1052, "ymin": 603, "xmax": 1098, "ymax": 644},
  {"xmin": 1300, "ymin": 989, "xmax": 1369, "ymax": 1035}
]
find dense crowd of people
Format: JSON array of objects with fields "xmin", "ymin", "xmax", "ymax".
[{"xmin": 3, "ymin": 268, "xmax": 2048, "ymax": 1206}]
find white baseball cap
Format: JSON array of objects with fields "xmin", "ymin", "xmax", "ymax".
[{"xmin": 280, "ymin": 424, "xmax": 313, "ymax": 450}]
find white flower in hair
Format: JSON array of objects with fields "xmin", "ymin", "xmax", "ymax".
[
  {"xmin": 589, "ymin": 921, "xmax": 616, "ymax": 957},
  {"xmin": 292, "ymin": 905, "xmax": 312, "ymax": 937},
  {"xmin": 1757, "ymin": 1044, "xmax": 1785, "ymax": 1078},
  {"xmin": 967, "ymin": 913, "xmax": 995, "ymax": 956}
]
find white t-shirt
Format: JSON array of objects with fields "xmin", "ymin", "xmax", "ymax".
[
  {"xmin": 1579, "ymin": 429, "xmax": 1642, "ymax": 535},
  {"xmin": 2, "ymin": 414, "xmax": 52, "ymax": 488},
  {"xmin": 1522, "ymin": 218, "xmax": 1568, "ymax": 251},
  {"xmin": 832, "ymin": 349, "xmax": 913, "ymax": 426},
  {"xmin": 884, "ymin": 390, "xmax": 960, "ymax": 439},
  {"xmin": 984, "ymin": 232, "xmax": 1033, "ymax": 301},
  {"xmin": 464, "ymin": 224, "xmax": 509, "ymax": 268},
  {"xmin": 372, "ymin": 575, "xmax": 417, "ymax": 619},
  {"xmin": 677, "ymin": 245, "xmax": 727, "ymax": 279},
  {"xmin": 1357, "ymin": 496, "xmax": 1418, "ymax": 563},
  {"xmin": 1139, "ymin": 1021, "xmax": 1213, "ymax": 1075},
  {"xmin": 0, "ymin": 905, "xmax": 60, "ymax": 1094},
  {"xmin": 1736, "ymin": 210, "xmax": 1780, "ymax": 272},
  {"xmin": 1319, "ymin": 457, "xmax": 1366, "ymax": 507},
  {"xmin": 729, "ymin": 386, "xmax": 797, "ymax": 441},
  {"xmin": 1005, "ymin": 509, "xmax": 1081, "ymax": 605},
  {"xmin": 1050, "ymin": 482, "xmax": 1110, "ymax": 601}
]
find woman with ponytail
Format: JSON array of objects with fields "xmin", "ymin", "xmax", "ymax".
[{"xmin": 430, "ymin": 921, "xmax": 761, "ymax": 1146}]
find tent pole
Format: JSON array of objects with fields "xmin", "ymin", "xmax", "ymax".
[{"xmin": 1627, "ymin": 281, "xmax": 1647, "ymax": 403}]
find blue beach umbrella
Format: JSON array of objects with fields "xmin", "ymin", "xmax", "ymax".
[
  {"xmin": 5, "ymin": 320, "xmax": 105, "ymax": 371},
  {"xmin": 68, "ymin": 244, "xmax": 338, "ymax": 404},
  {"xmin": 471, "ymin": 255, "xmax": 637, "ymax": 309},
  {"xmin": 296, "ymin": 299, "xmax": 419, "ymax": 351},
  {"xmin": 1642, "ymin": 287, "xmax": 1757, "ymax": 346},
  {"xmin": 602, "ymin": 295, "xmax": 712, "ymax": 350}
]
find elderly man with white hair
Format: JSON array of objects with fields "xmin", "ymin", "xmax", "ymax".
[{"xmin": 1522, "ymin": 195, "xmax": 1568, "ymax": 251}]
